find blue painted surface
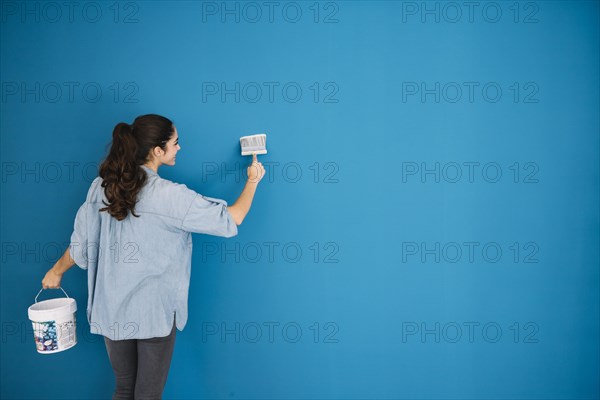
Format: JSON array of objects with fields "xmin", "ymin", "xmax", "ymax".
[{"xmin": 1, "ymin": 1, "xmax": 598, "ymax": 398}]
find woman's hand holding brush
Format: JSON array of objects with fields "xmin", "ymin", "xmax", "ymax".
[{"xmin": 247, "ymin": 153, "xmax": 265, "ymax": 184}]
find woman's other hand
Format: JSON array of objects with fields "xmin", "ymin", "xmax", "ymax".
[{"xmin": 42, "ymin": 264, "xmax": 63, "ymax": 289}]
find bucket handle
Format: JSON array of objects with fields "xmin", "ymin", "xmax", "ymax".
[{"xmin": 35, "ymin": 287, "xmax": 70, "ymax": 303}]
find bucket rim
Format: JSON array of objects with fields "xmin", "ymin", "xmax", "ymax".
[
  {"xmin": 29, "ymin": 296, "xmax": 75, "ymax": 308},
  {"xmin": 28, "ymin": 298, "xmax": 77, "ymax": 321}
]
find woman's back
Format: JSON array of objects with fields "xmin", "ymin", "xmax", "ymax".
[{"xmin": 70, "ymin": 164, "xmax": 238, "ymax": 341}]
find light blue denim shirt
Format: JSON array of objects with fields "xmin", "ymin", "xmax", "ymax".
[{"xmin": 69, "ymin": 164, "xmax": 238, "ymax": 341}]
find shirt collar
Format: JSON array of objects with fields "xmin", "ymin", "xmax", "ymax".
[{"xmin": 140, "ymin": 165, "xmax": 158, "ymax": 176}]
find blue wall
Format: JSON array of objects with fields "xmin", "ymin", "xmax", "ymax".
[{"xmin": 1, "ymin": 1, "xmax": 598, "ymax": 398}]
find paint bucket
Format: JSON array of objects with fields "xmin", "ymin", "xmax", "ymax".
[{"xmin": 27, "ymin": 287, "xmax": 77, "ymax": 354}]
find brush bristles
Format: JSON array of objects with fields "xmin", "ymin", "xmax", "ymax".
[{"xmin": 240, "ymin": 134, "xmax": 267, "ymax": 156}]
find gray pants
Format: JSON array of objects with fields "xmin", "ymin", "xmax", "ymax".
[{"xmin": 103, "ymin": 314, "xmax": 177, "ymax": 400}]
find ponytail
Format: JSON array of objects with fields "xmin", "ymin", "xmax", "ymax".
[{"xmin": 99, "ymin": 114, "xmax": 174, "ymax": 221}]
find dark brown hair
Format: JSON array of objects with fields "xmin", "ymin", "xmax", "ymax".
[{"xmin": 99, "ymin": 114, "xmax": 175, "ymax": 221}]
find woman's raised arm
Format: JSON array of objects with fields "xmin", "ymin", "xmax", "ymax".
[{"xmin": 227, "ymin": 154, "xmax": 265, "ymax": 225}]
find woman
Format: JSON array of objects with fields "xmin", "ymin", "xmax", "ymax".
[{"xmin": 41, "ymin": 114, "xmax": 265, "ymax": 399}]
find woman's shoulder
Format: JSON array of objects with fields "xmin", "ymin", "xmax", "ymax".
[
  {"xmin": 86, "ymin": 176, "xmax": 103, "ymax": 203},
  {"xmin": 147, "ymin": 175, "xmax": 199, "ymax": 204}
]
